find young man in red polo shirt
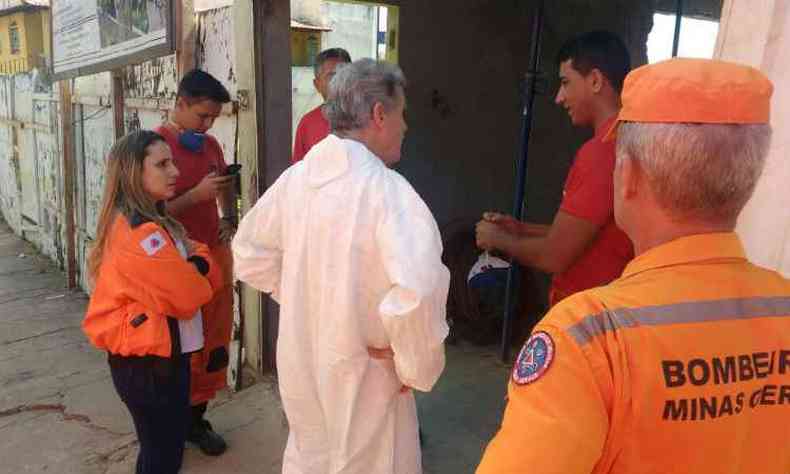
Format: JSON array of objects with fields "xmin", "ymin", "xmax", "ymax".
[
  {"xmin": 156, "ymin": 69, "xmax": 236, "ymax": 456},
  {"xmin": 291, "ymin": 47, "xmax": 351, "ymax": 163},
  {"xmin": 476, "ymin": 31, "xmax": 634, "ymax": 307}
]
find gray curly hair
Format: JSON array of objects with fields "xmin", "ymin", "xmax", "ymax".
[{"xmin": 323, "ymin": 59, "xmax": 406, "ymax": 133}]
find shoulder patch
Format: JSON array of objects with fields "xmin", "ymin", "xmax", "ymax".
[
  {"xmin": 140, "ymin": 231, "xmax": 167, "ymax": 256},
  {"xmin": 512, "ymin": 331, "xmax": 555, "ymax": 385}
]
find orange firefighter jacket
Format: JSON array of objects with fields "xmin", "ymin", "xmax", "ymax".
[
  {"xmin": 477, "ymin": 233, "xmax": 790, "ymax": 474},
  {"xmin": 83, "ymin": 212, "xmax": 222, "ymax": 358}
]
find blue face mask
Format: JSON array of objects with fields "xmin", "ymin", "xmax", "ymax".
[{"xmin": 179, "ymin": 130, "xmax": 206, "ymax": 152}]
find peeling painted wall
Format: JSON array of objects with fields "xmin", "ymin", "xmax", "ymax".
[
  {"xmin": 0, "ymin": 76, "xmax": 20, "ymax": 232},
  {"xmin": 123, "ymin": 55, "xmax": 179, "ymax": 99},
  {"xmin": 0, "ymin": 70, "xmax": 61, "ymax": 266},
  {"xmin": 198, "ymin": 7, "xmax": 237, "ymax": 97},
  {"xmin": 0, "ymin": 7, "xmax": 239, "ymax": 292}
]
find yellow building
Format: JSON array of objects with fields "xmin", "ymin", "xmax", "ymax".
[{"xmin": 0, "ymin": 0, "xmax": 49, "ymax": 75}]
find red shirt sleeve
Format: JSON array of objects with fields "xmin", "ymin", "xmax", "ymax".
[
  {"xmin": 559, "ymin": 140, "xmax": 616, "ymax": 227},
  {"xmin": 292, "ymin": 118, "xmax": 309, "ymax": 163}
]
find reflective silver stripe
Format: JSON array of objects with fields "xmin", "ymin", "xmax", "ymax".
[{"xmin": 568, "ymin": 296, "xmax": 790, "ymax": 346}]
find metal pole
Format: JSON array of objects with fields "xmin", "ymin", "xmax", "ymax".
[
  {"xmin": 59, "ymin": 80, "xmax": 77, "ymax": 289},
  {"xmin": 500, "ymin": 1, "xmax": 545, "ymax": 363},
  {"xmin": 672, "ymin": 0, "xmax": 683, "ymax": 57},
  {"xmin": 111, "ymin": 70, "xmax": 125, "ymax": 139}
]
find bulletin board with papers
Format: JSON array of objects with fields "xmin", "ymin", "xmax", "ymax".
[{"xmin": 52, "ymin": 0, "xmax": 175, "ymax": 80}]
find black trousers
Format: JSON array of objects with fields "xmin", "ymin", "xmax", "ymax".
[{"xmin": 109, "ymin": 353, "xmax": 191, "ymax": 474}]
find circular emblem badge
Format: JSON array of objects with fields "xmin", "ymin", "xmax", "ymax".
[{"xmin": 512, "ymin": 331, "xmax": 555, "ymax": 385}]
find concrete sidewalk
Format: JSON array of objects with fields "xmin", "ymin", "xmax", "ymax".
[
  {"xmin": 0, "ymin": 217, "xmax": 508, "ymax": 473},
  {"xmin": 0, "ymin": 218, "xmax": 288, "ymax": 473}
]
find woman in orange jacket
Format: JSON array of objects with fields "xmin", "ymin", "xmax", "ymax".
[{"xmin": 83, "ymin": 130, "xmax": 222, "ymax": 474}]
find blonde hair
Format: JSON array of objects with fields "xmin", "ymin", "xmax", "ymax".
[{"xmin": 87, "ymin": 130, "xmax": 187, "ymax": 284}]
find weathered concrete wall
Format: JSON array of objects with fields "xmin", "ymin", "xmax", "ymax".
[
  {"xmin": 291, "ymin": 0, "xmax": 324, "ymax": 27},
  {"xmin": 716, "ymin": 0, "xmax": 790, "ymax": 277},
  {"xmin": 322, "ymin": 1, "xmax": 377, "ymax": 61},
  {"xmin": 292, "ymin": 66, "xmax": 322, "ymax": 142},
  {"xmin": 0, "ymin": 78, "xmax": 22, "ymax": 232},
  {"xmin": 0, "ymin": 72, "xmax": 62, "ymax": 266}
]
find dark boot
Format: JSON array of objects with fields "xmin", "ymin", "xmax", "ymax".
[{"xmin": 187, "ymin": 403, "xmax": 227, "ymax": 456}]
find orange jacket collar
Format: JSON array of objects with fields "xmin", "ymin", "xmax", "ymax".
[{"xmin": 621, "ymin": 232, "xmax": 745, "ymax": 280}]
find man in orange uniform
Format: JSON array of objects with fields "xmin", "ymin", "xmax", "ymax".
[
  {"xmin": 156, "ymin": 69, "xmax": 236, "ymax": 456},
  {"xmin": 476, "ymin": 59, "xmax": 790, "ymax": 474},
  {"xmin": 292, "ymin": 47, "xmax": 351, "ymax": 163},
  {"xmin": 476, "ymin": 31, "xmax": 634, "ymax": 307}
]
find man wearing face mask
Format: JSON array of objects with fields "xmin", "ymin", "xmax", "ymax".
[
  {"xmin": 155, "ymin": 69, "xmax": 235, "ymax": 456},
  {"xmin": 292, "ymin": 47, "xmax": 352, "ymax": 163}
]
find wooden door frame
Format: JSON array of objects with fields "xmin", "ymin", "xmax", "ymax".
[{"xmin": 252, "ymin": 0, "xmax": 293, "ymax": 374}]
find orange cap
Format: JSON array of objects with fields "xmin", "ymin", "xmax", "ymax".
[{"xmin": 605, "ymin": 58, "xmax": 773, "ymax": 142}]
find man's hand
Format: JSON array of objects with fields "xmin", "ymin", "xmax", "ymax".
[
  {"xmin": 483, "ymin": 212, "xmax": 523, "ymax": 234},
  {"xmin": 476, "ymin": 220, "xmax": 513, "ymax": 252},
  {"xmin": 367, "ymin": 346, "xmax": 413, "ymax": 393},
  {"xmin": 191, "ymin": 172, "xmax": 234, "ymax": 204},
  {"xmin": 483, "ymin": 212, "xmax": 550, "ymax": 237},
  {"xmin": 218, "ymin": 217, "xmax": 237, "ymax": 244}
]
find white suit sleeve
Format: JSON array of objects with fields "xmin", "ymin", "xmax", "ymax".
[
  {"xmin": 376, "ymin": 181, "xmax": 450, "ymax": 392},
  {"xmin": 232, "ymin": 176, "xmax": 285, "ymax": 302}
]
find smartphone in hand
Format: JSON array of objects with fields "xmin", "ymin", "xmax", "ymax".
[{"xmin": 225, "ymin": 164, "xmax": 242, "ymax": 176}]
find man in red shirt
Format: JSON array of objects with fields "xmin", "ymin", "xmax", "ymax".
[
  {"xmin": 476, "ymin": 31, "xmax": 634, "ymax": 307},
  {"xmin": 292, "ymin": 47, "xmax": 351, "ymax": 163},
  {"xmin": 156, "ymin": 69, "xmax": 235, "ymax": 456}
]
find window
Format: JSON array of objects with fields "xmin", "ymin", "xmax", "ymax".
[
  {"xmin": 9, "ymin": 21, "xmax": 20, "ymax": 55},
  {"xmin": 647, "ymin": 13, "xmax": 720, "ymax": 63}
]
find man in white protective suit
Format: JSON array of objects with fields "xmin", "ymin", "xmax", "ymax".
[{"xmin": 232, "ymin": 59, "xmax": 451, "ymax": 474}]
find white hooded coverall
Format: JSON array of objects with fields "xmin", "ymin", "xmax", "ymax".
[{"xmin": 232, "ymin": 135, "xmax": 450, "ymax": 474}]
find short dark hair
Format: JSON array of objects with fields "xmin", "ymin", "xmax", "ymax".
[
  {"xmin": 556, "ymin": 31, "xmax": 631, "ymax": 93},
  {"xmin": 177, "ymin": 69, "xmax": 231, "ymax": 103},
  {"xmin": 314, "ymin": 48, "xmax": 351, "ymax": 76}
]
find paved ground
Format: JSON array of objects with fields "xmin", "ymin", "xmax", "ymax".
[{"xmin": 0, "ymin": 217, "xmax": 509, "ymax": 473}]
